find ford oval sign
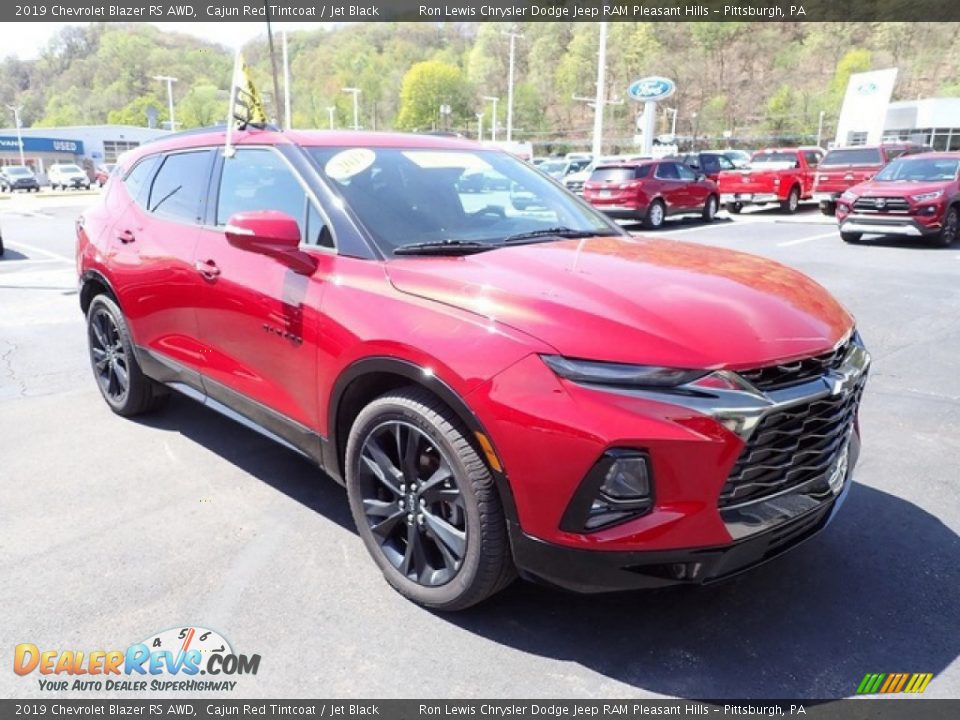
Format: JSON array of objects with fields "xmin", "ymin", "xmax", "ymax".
[{"xmin": 628, "ymin": 76, "xmax": 676, "ymax": 103}]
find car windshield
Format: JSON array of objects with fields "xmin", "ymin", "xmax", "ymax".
[
  {"xmin": 6, "ymin": 166, "xmax": 31, "ymax": 176},
  {"xmin": 873, "ymin": 157, "xmax": 960, "ymax": 182},
  {"xmin": 59, "ymin": 165, "xmax": 83, "ymax": 173},
  {"xmin": 308, "ymin": 147, "xmax": 617, "ymax": 255},
  {"xmin": 539, "ymin": 160, "xmax": 566, "ymax": 174},
  {"xmin": 750, "ymin": 152, "xmax": 798, "ymax": 166},
  {"xmin": 821, "ymin": 148, "xmax": 883, "ymax": 167}
]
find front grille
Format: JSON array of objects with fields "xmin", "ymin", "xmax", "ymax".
[
  {"xmin": 853, "ymin": 196, "xmax": 910, "ymax": 213},
  {"xmin": 718, "ymin": 380, "xmax": 864, "ymax": 508},
  {"xmin": 738, "ymin": 338, "xmax": 851, "ymax": 391}
]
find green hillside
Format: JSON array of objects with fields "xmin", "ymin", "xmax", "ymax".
[{"xmin": 3, "ymin": 21, "xmax": 959, "ymax": 150}]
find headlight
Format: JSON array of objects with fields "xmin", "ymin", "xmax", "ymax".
[
  {"xmin": 911, "ymin": 190, "xmax": 943, "ymax": 203},
  {"xmin": 542, "ymin": 355, "xmax": 706, "ymax": 388},
  {"xmin": 840, "ymin": 189, "xmax": 858, "ymax": 202}
]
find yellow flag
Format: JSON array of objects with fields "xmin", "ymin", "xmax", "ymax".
[{"xmin": 233, "ymin": 54, "xmax": 268, "ymax": 126}]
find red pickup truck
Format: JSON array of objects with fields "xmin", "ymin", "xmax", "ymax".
[
  {"xmin": 812, "ymin": 144, "xmax": 923, "ymax": 216},
  {"xmin": 719, "ymin": 147, "xmax": 823, "ymax": 214}
]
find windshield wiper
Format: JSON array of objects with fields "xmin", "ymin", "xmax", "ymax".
[
  {"xmin": 393, "ymin": 239, "xmax": 496, "ymax": 256},
  {"xmin": 502, "ymin": 227, "xmax": 617, "ymax": 244}
]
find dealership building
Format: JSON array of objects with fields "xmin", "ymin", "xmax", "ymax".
[
  {"xmin": 0, "ymin": 125, "xmax": 168, "ymax": 173},
  {"xmin": 882, "ymin": 98, "xmax": 960, "ymax": 151}
]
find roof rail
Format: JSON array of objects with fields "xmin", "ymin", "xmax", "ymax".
[{"xmin": 144, "ymin": 123, "xmax": 282, "ymax": 144}]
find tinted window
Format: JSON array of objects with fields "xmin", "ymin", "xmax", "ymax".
[
  {"xmin": 306, "ymin": 201, "xmax": 334, "ymax": 249},
  {"xmin": 148, "ymin": 152, "xmax": 211, "ymax": 223},
  {"xmin": 751, "ymin": 152, "xmax": 799, "ymax": 166},
  {"xmin": 699, "ymin": 155, "xmax": 719, "ymax": 173},
  {"xmin": 123, "ymin": 156, "xmax": 159, "ymax": 206},
  {"xmin": 655, "ymin": 162, "xmax": 679, "ymax": 180},
  {"xmin": 821, "ymin": 148, "xmax": 883, "ymax": 166},
  {"xmin": 804, "ymin": 151, "xmax": 823, "ymax": 167},
  {"xmin": 716, "ymin": 155, "xmax": 735, "ymax": 170},
  {"xmin": 217, "ymin": 149, "xmax": 307, "ymax": 236}
]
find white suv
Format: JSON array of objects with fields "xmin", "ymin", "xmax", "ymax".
[{"xmin": 48, "ymin": 163, "xmax": 91, "ymax": 190}]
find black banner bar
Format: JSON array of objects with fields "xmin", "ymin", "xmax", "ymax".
[
  {"xmin": 6, "ymin": 0, "xmax": 960, "ymax": 23},
  {"xmin": 2, "ymin": 700, "xmax": 959, "ymax": 720}
]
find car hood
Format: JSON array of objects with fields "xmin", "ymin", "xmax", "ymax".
[
  {"xmin": 851, "ymin": 180, "xmax": 947, "ymax": 196},
  {"xmin": 387, "ymin": 236, "xmax": 852, "ymax": 369}
]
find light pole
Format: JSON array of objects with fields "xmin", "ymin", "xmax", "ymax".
[
  {"xmin": 816, "ymin": 110, "xmax": 826, "ymax": 148},
  {"xmin": 326, "ymin": 106, "xmax": 336, "ymax": 130},
  {"xmin": 6, "ymin": 105, "xmax": 25, "ymax": 166},
  {"xmin": 483, "ymin": 96, "xmax": 499, "ymax": 141},
  {"xmin": 502, "ymin": 28, "xmax": 523, "ymax": 143},
  {"xmin": 282, "ymin": 31, "xmax": 292, "ymax": 130},
  {"xmin": 691, "ymin": 112, "xmax": 699, "ymax": 151},
  {"xmin": 342, "ymin": 87, "xmax": 361, "ymax": 130},
  {"xmin": 666, "ymin": 107, "xmax": 678, "ymax": 138},
  {"xmin": 476, "ymin": 112, "xmax": 484, "ymax": 142},
  {"xmin": 152, "ymin": 75, "xmax": 178, "ymax": 131},
  {"xmin": 592, "ymin": 21, "xmax": 608, "ymax": 158}
]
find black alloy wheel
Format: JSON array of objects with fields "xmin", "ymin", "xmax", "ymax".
[
  {"xmin": 936, "ymin": 207, "xmax": 958, "ymax": 247},
  {"xmin": 89, "ymin": 306, "xmax": 130, "ymax": 405}
]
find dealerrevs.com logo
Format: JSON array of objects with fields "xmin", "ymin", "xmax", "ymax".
[{"xmin": 14, "ymin": 626, "xmax": 260, "ymax": 692}]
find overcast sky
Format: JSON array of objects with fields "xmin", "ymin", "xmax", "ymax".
[{"xmin": 8, "ymin": 22, "xmax": 331, "ymax": 59}]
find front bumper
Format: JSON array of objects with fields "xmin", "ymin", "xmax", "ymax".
[
  {"xmin": 720, "ymin": 192, "xmax": 779, "ymax": 205},
  {"xmin": 512, "ymin": 464, "xmax": 852, "ymax": 593},
  {"xmin": 58, "ymin": 177, "xmax": 89, "ymax": 187},
  {"xmin": 839, "ymin": 214, "xmax": 936, "ymax": 237},
  {"xmin": 9, "ymin": 180, "xmax": 39, "ymax": 190}
]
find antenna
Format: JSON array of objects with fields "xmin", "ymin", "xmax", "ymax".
[{"xmin": 264, "ymin": 2, "xmax": 283, "ymax": 127}]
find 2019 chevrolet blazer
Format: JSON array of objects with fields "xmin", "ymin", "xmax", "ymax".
[{"xmin": 77, "ymin": 128, "xmax": 870, "ymax": 610}]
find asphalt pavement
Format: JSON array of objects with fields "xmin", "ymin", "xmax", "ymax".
[{"xmin": 1, "ymin": 194, "xmax": 958, "ymax": 700}]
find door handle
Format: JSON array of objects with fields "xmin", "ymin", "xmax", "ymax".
[
  {"xmin": 194, "ymin": 259, "xmax": 221, "ymax": 280},
  {"xmin": 117, "ymin": 229, "xmax": 136, "ymax": 244}
]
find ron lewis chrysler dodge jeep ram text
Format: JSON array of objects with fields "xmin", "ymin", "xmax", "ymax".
[{"xmin": 77, "ymin": 128, "xmax": 870, "ymax": 610}]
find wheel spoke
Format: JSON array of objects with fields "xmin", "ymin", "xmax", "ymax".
[
  {"xmin": 422, "ymin": 509, "xmax": 466, "ymax": 560},
  {"xmin": 112, "ymin": 361, "xmax": 128, "ymax": 391},
  {"xmin": 399, "ymin": 523, "xmax": 427, "ymax": 580},
  {"xmin": 361, "ymin": 437, "xmax": 403, "ymax": 496},
  {"xmin": 418, "ymin": 458, "xmax": 454, "ymax": 497},
  {"xmin": 91, "ymin": 316, "xmax": 108, "ymax": 350},
  {"xmin": 397, "ymin": 424, "xmax": 421, "ymax": 483},
  {"xmin": 424, "ymin": 524, "xmax": 461, "ymax": 572}
]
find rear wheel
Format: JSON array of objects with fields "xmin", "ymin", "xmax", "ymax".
[
  {"xmin": 840, "ymin": 231, "xmax": 862, "ymax": 244},
  {"xmin": 86, "ymin": 295, "xmax": 168, "ymax": 416},
  {"xmin": 725, "ymin": 202, "xmax": 743, "ymax": 214},
  {"xmin": 643, "ymin": 199, "xmax": 666, "ymax": 229},
  {"xmin": 345, "ymin": 387, "xmax": 514, "ymax": 611},
  {"xmin": 702, "ymin": 195, "xmax": 718, "ymax": 223},
  {"xmin": 934, "ymin": 207, "xmax": 958, "ymax": 247},
  {"xmin": 820, "ymin": 201, "xmax": 837, "ymax": 216},
  {"xmin": 780, "ymin": 186, "xmax": 801, "ymax": 214}
]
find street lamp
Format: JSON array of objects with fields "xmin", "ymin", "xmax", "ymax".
[
  {"xmin": 342, "ymin": 87, "xmax": 361, "ymax": 131},
  {"xmin": 482, "ymin": 96, "xmax": 499, "ymax": 141},
  {"xmin": 326, "ymin": 106, "xmax": 336, "ymax": 130},
  {"xmin": 439, "ymin": 103, "xmax": 452, "ymax": 131},
  {"xmin": 502, "ymin": 28, "xmax": 523, "ymax": 142},
  {"xmin": 476, "ymin": 112, "xmax": 484, "ymax": 142},
  {"xmin": 6, "ymin": 105, "xmax": 25, "ymax": 166},
  {"xmin": 665, "ymin": 107, "xmax": 678, "ymax": 138},
  {"xmin": 152, "ymin": 75, "xmax": 178, "ymax": 131},
  {"xmin": 691, "ymin": 112, "xmax": 699, "ymax": 151},
  {"xmin": 816, "ymin": 110, "xmax": 826, "ymax": 148}
]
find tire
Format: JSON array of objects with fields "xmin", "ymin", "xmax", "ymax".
[
  {"xmin": 780, "ymin": 186, "xmax": 801, "ymax": 214},
  {"xmin": 84, "ymin": 184, "xmax": 91, "ymax": 190},
  {"xmin": 725, "ymin": 202, "xmax": 743, "ymax": 214},
  {"xmin": 52, "ymin": 184, "xmax": 58, "ymax": 191},
  {"xmin": 820, "ymin": 202, "xmax": 837, "ymax": 216},
  {"xmin": 933, "ymin": 206, "xmax": 958, "ymax": 247},
  {"xmin": 643, "ymin": 199, "xmax": 666, "ymax": 229},
  {"xmin": 345, "ymin": 387, "xmax": 514, "ymax": 611},
  {"xmin": 86, "ymin": 294, "xmax": 168, "ymax": 417},
  {"xmin": 0, "ymin": 234, "xmax": 4, "ymax": 256},
  {"xmin": 702, "ymin": 195, "xmax": 718, "ymax": 223},
  {"xmin": 840, "ymin": 231, "xmax": 861, "ymax": 244}
]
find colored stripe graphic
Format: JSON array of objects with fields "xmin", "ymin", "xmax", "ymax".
[{"xmin": 856, "ymin": 672, "xmax": 933, "ymax": 694}]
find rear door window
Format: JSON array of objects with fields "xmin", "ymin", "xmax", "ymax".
[
  {"xmin": 148, "ymin": 151, "xmax": 212, "ymax": 223},
  {"xmin": 655, "ymin": 162, "xmax": 679, "ymax": 180}
]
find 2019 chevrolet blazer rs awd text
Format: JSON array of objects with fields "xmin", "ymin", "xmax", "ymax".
[{"xmin": 76, "ymin": 128, "xmax": 870, "ymax": 610}]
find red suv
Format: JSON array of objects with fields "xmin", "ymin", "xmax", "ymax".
[
  {"xmin": 812, "ymin": 144, "xmax": 922, "ymax": 216},
  {"xmin": 77, "ymin": 128, "xmax": 869, "ymax": 610},
  {"xmin": 835, "ymin": 152, "xmax": 960, "ymax": 246},
  {"xmin": 582, "ymin": 159, "xmax": 719, "ymax": 228}
]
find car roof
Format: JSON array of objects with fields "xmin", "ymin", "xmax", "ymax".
[{"xmin": 896, "ymin": 151, "xmax": 960, "ymax": 160}]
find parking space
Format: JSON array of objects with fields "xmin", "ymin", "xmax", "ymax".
[{"xmin": 1, "ymin": 201, "xmax": 958, "ymax": 699}]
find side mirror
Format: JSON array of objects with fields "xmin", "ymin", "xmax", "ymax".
[
  {"xmin": 224, "ymin": 210, "xmax": 316, "ymax": 275},
  {"xmin": 696, "ymin": 173, "xmax": 707, "ymax": 182}
]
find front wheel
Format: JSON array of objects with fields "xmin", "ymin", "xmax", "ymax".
[
  {"xmin": 725, "ymin": 201, "xmax": 743, "ymax": 214},
  {"xmin": 934, "ymin": 207, "xmax": 958, "ymax": 247},
  {"xmin": 702, "ymin": 195, "xmax": 718, "ymax": 223},
  {"xmin": 780, "ymin": 186, "xmax": 801, "ymax": 214},
  {"xmin": 820, "ymin": 201, "xmax": 837, "ymax": 216},
  {"xmin": 840, "ymin": 231, "xmax": 862, "ymax": 244},
  {"xmin": 86, "ymin": 295, "xmax": 168, "ymax": 416},
  {"xmin": 345, "ymin": 387, "xmax": 514, "ymax": 611}
]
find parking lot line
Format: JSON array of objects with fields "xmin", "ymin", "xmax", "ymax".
[
  {"xmin": 7, "ymin": 241, "xmax": 74, "ymax": 264},
  {"xmin": 777, "ymin": 231, "xmax": 839, "ymax": 247}
]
